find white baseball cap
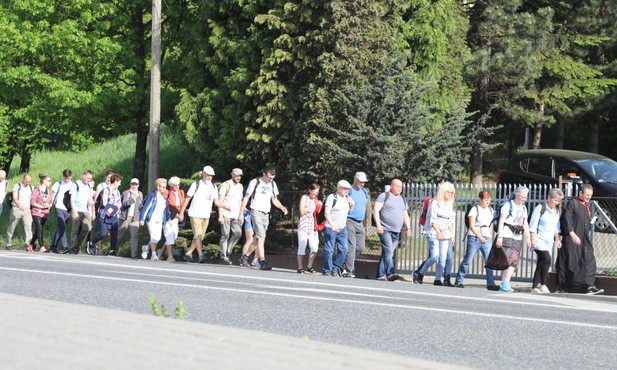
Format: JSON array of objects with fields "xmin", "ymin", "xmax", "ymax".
[
  {"xmin": 202, "ymin": 166, "xmax": 215, "ymax": 176},
  {"xmin": 337, "ymin": 180, "xmax": 352, "ymax": 189},
  {"xmin": 354, "ymin": 172, "xmax": 368, "ymax": 182},
  {"xmin": 130, "ymin": 178, "xmax": 139, "ymax": 184}
]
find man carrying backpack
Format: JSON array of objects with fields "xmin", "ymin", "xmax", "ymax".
[
  {"xmin": 216, "ymin": 168, "xmax": 244, "ymax": 265},
  {"xmin": 238, "ymin": 167, "xmax": 288, "ymax": 270},
  {"xmin": 343, "ymin": 171, "xmax": 370, "ymax": 278},
  {"xmin": 50, "ymin": 169, "xmax": 73, "ymax": 253},
  {"xmin": 5, "ymin": 174, "xmax": 34, "ymax": 251}
]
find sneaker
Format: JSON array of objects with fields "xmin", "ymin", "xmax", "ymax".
[
  {"xmin": 531, "ymin": 287, "xmax": 542, "ymax": 294},
  {"xmin": 412, "ymin": 270, "xmax": 424, "ymax": 284},
  {"xmin": 108, "ymin": 250, "xmax": 117, "ymax": 256},
  {"xmin": 141, "ymin": 245, "xmax": 149, "ymax": 259},
  {"xmin": 297, "ymin": 268, "xmax": 305, "ymax": 274},
  {"xmin": 251, "ymin": 259, "xmax": 261, "ymax": 268},
  {"xmin": 587, "ymin": 286, "xmax": 604, "ymax": 295},
  {"xmin": 151, "ymin": 252, "xmax": 158, "ymax": 261},
  {"xmin": 487, "ymin": 285, "xmax": 500, "ymax": 291},
  {"xmin": 331, "ymin": 267, "xmax": 342, "ymax": 277},
  {"xmin": 5, "ymin": 245, "xmax": 12, "ymax": 250},
  {"xmin": 444, "ymin": 281, "xmax": 454, "ymax": 287},
  {"xmin": 387, "ymin": 274, "xmax": 401, "ymax": 282},
  {"xmin": 220, "ymin": 256, "xmax": 231, "ymax": 265},
  {"xmin": 259, "ymin": 260, "xmax": 272, "ymax": 270},
  {"xmin": 183, "ymin": 253, "xmax": 193, "ymax": 263},
  {"xmin": 27, "ymin": 245, "xmax": 34, "ymax": 252},
  {"xmin": 499, "ymin": 283, "xmax": 514, "ymax": 293},
  {"xmin": 240, "ymin": 255, "xmax": 250, "ymax": 267},
  {"xmin": 86, "ymin": 241, "xmax": 95, "ymax": 255},
  {"xmin": 342, "ymin": 271, "xmax": 353, "ymax": 278},
  {"xmin": 433, "ymin": 280, "xmax": 443, "ymax": 286},
  {"xmin": 306, "ymin": 267, "xmax": 316, "ymax": 274},
  {"xmin": 376, "ymin": 276, "xmax": 387, "ymax": 281},
  {"xmin": 539, "ymin": 285, "xmax": 550, "ymax": 293},
  {"xmin": 199, "ymin": 254, "xmax": 207, "ymax": 264},
  {"xmin": 454, "ymin": 283, "xmax": 465, "ymax": 288},
  {"xmin": 39, "ymin": 246, "xmax": 48, "ymax": 253}
]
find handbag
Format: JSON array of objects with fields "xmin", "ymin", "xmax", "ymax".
[{"xmin": 485, "ymin": 238, "xmax": 509, "ymax": 270}]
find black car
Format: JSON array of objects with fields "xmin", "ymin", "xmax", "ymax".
[
  {"xmin": 498, "ymin": 149, "xmax": 617, "ymax": 197},
  {"xmin": 498, "ymin": 149, "xmax": 617, "ymax": 231}
]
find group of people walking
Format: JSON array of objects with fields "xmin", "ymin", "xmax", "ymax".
[
  {"xmin": 0, "ymin": 167, "xmax": 605, "ymax": 293},
  {"xmin": 411, "ymin": 182, "xmax": 603, "ymax": 294}
]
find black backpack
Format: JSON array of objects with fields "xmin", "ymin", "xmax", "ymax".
[
  {"xmin": 316, "ymin": 194, "xmax": 337, "ymax": 225},
  {"xmin": 465, "ymin": 204, "xmax": 494, "ymax": 229}
]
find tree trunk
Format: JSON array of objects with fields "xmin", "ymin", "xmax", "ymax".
[
  {"xmin": 19, "ymin": 145, "xmax": 31, "ymax": 174},
  {"xmin": 554, "ymin": 115, "xmax": 564, "ymax": 148},
  {"xmin": 470, "ymin": 150, "xmax": 483, "ymax": 186},
  {"xmin": 531, "ymin": 103, "xmax": 544, "ymax": 149},
  {"xmin": 588, "ymin": 120, "xmax": 600, "ymax": 153},
  {"xmin": 132, "ymin": 4, "xmax": 148, "ymax": 185},
  {"xmin": 2, "ymin": 151, "xmax": 14, "ymax": 175}
]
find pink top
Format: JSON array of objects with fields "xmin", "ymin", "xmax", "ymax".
[{"xmin": 30, "ymin": 187, "xmax": 53, "ymax": 218}]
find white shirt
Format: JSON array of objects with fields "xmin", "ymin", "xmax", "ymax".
[
  {"xmin": 0, "ymin": 180, "xmax": 8, "ymax": 200},
  {"xmin": 11, "ymin": 183, "xmax": 33, "ymax": 209},
  {"xmin": 187, "ymin": 179, "xmax": 217, "ymax": 218},
  {"xmin": 325, "ymin": 193, "xmax": 350, "ymax": 229},
  {"xmin": 51, "ymin": 180, "xmax": 73, "ymax": 211},
  {"xmin": 467, "ymin": 205, "xmax": 494, "ymax": 238},
  {"xmin": 500, "ymin": 200, "xmax": 527, "ymax": 240},
  {"xmin": 246, "ymin": 178, "xmax": 279, "ymax": 213},
  {"xmin": 219, "ymin": 179, "xmax": 243, "ymax": 219}
]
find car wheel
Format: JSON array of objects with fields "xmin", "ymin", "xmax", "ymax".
[{"xmin": 594, "ymin": 208, "xmax": 615, "ymax": 233}]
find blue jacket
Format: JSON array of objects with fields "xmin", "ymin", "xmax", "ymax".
[{"xmin": 139, "ymin": 191, "xmax": 171, "ymax": 223}]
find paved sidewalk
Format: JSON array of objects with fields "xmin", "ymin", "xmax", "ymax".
[{"xmin": 0, "ymin": 293, "xmax": 470, "ymax": 370}]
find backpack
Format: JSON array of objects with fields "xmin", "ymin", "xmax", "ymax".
[
  {"xmin": 464, "ymin": 204, "xmax": 495, "ymax": 230},
  {"xmin": 6, "ymin": 183, "xmax": 33, "ymax": 208},
  {"xmin": 247, "ymin": 177, "xmax": 275, "ymax": 209},
  {"xmin": 492, "ymin": 199, "xmax": 526, "ymax": 232},
  {"xmin": 316, "ymin": 194, "xmax": 337, "ymax": 225},
  {"xmin": 94, "ymin": 187, "xmax": 106, "ymax": 213},
  {"xmin": 52, "ymin": 181, "xmax": 74, "ymax": 212},
  {"xmin": 419, "ymin": 197, "xmax": 432, "ymax": 226},
  {"xmin": 313, "ymin": 199, "xmax": 325, "ymax": 231}
]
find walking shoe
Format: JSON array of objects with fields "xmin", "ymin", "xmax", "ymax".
[
  {"xmin": 251, "ymin": 259, "xmax": 261, "ymax": 268},
  {"xmin": 376, "ymin": 276, "xmax": 387, "ymax": 281},
  {"xmin": 5, "ymin": 245, "xmax": 12, "ymax": 250},
  {"xmin": 387, "ymin": 274, "xmax": 401, "ymax": 282},
  {"xmin": 412, "ymin": 270, "xmax": 424, "ymax": 284},
  {"xmin": 531, "ymin": 287, "xmax": 542, "ymax": 294},
  {"xmin": 259, "ymin": 260, "xmax": 272, "ymax": 270},
  {"xmin": 69, "ymin": 246, "xmax": 80, "ymax": 254},
  {"xmin": 220, "ymin": 256, "xmax": 231, "ymax": 265},
  {"xmin": 297, "ymin": 268, "xmax": 305, "ymax": 274},
  {"xmin": 151, "ymin": 252, "xmax": 158, "ymax": 261},
  {"xmin": 306, "ymin": 267, "xmax": 316, "ymax": 274},
  {"xmin": 444, "ymin": 280, "xmax": 454, "ymax": 287},
  {"xmin": 183, "ymin": 253, "xmax": 193, "ymax": 263},
  {"xmin": 39, "ymin": 246, "xmax": 47, "ymax": 253},
  {"xmin": 331, "ymin": 267, "xmax": 342, "ymax": 277},
  {"xmin": 199, "ymin": 254, "xmax": 207, "ymax": 264},
  {"xmin": 539, "ymin": 285, "xmax": 550, "ymax": 293},
  {"xmin": 240, "ymin": 254, "xmax": 250, "ymax": 267},
  {"xmin": 61, "ymin": 248, "xmax": 69, "ymax": 254},
  {"xmin": 342, "ymin": 270, "xmax": 354, "ymax": 278},
  {"xmin": 86, "ymin": 241, "xmax": 95, "ymax": 255},
  {"xmin": 108, "ymin": 250, "xmax": 117, "ymax": 257},
  {"xmin": 141, "ymin": 245, "xmax": 149, "ymax": 259},
  {"xmin": 487, "ymin": 285, "xmax": 500, "ymax": 291},
  {"xmin": 27, "ymin": 245, "xmax": 34, "ymax": 252},
  {"xmin": 454, "ymin": 283, "xmax": 465, "ymax": 288},
  {"xmin": 433, "ymin": 280, "xmax": 443, "ymax": 286},
  {"xmin": 499, "ymin": 283, "xmax": 514, "ymax": 293},
  {"xmin": 586, "ymin": 286, "xmax": 604, "ymax": 295}
]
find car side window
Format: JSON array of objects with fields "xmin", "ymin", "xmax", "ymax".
[
  {"xmin": 527, "ymin": 157, "xmax": 551, "ymax": 176},
  {"xmin": 554, "ymin": 158, "xmax": 580, "ymax": 179}
]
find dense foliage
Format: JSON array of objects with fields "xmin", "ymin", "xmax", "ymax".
[{"xmin": 1, "ymin": 0, "xmax": 616, "ymax": 189}]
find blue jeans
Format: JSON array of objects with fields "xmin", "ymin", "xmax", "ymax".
[
  {"xmin": 377, "ymin": 230, "xmax": 400, "ymax": 278},
  {"xmin": 420, "ymin": 237, "xmax": 451, "ymax": 280},
  {"xmin": 52, "ymin": 209, "xmax": 70, "ymax": 250},
  {"xmin": 92, "ymin": 217, "xmax": 119, "ymax": 252},
  {"xmin": 323, "ymin": 226, "xmax": 348, "ymax": 274},
  {"xmin": 455, "ymin": 235, "xmax": 495, "ymax": 286},
  {"xmin": 444, "ymin": 246, "xmax": 454, "ymax": 282}
]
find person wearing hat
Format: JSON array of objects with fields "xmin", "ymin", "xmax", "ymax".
[
  {"xmin": 118, "ymin": 178, "xmax": 144, "ymax": 259},
  {"xmin": 215, "ymin": 168, "xmax": 244, "ymax": 265},
  {"xmin": 373, "ymin": 179, "xmax": 411, "ymax": 282},
  {"xmin": 343, "ymin": 171, "xmax": 370, "ymax": 278},
  {"xmin": 178, "ymin": 165, "xmax": 218, "ymax": 263},
  {"xmin": 322, "ymin": 180, "xmax": 355, "ymax": 276},
  {"xmin": 239, "ymin": 167, "xmax": 288, "ymax": 270}
]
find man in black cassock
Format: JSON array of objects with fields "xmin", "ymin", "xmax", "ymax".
[{"xmin": 556, "ymin": 184, "xmax": 603, "ymax": 294}]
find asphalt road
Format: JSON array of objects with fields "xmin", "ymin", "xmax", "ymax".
[{"xmin": 1, "ymin": 251, "xmax": 617, "ymax": 369}]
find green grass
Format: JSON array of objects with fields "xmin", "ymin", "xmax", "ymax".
[{"xmin": 0, "ymin": 124, "xmax": 201, "ymax": 251}]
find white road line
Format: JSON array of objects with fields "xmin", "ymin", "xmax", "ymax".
[{"xmin": 2, "ymin": 266, "xmax": 617, "ymax": 329}]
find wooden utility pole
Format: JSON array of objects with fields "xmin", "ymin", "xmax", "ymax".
[{"xmin": 147, "ymin": 0, "xmax": 161, "ymax": 192}]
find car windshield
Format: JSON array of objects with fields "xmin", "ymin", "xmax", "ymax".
[{"xmin": 575, "ymin": 158, "xmax": 617, "ymax": 182}]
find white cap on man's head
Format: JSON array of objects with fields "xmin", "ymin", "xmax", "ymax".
[
  {"xmin": 231, "ymin": 168, "xmax": 243, "ymax": 176},
  {"xmin": 202, "ymin": 166, "xmax": 215, "ymax": 176},
  {"xmin": 337, "ymin": 180, "xmax": 352, "ymax": 189},
  {"xmin": 130, "ymin": 178, "xmax": 139, "ymax": 184},
  {"xmin": 354, "ymin": 172, "xmax": 368, "ymax": 182}
]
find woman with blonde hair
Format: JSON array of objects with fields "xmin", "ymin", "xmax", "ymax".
[
  {"xmin": 139, "ymin": 178, "xmax": 171, "ymax": 260},
  {"xmin": 413, "ymin": 181, "xmax": 456, "ymax": 285}
]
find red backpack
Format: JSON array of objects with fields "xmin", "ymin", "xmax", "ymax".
[{"xmin": 419, "ymin": 196, "xmax": 432, "ymax": 226}]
